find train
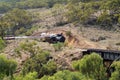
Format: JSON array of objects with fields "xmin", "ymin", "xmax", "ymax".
[
  {"xmin": 42, "ymin": 33, "xmax": 65, "ymax": 43},
  {"xmin": 3, "ymin": 33, "xmax": 66, "ymax": 43}
]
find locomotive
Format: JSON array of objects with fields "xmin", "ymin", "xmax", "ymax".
[{"xmin": 42, "ymin": 33, "xmax": 65, "ymax": 43}]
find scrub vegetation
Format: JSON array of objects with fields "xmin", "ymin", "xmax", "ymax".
[{"xmin": 0, "ymin": 0, "xmax": 120, "ymax": 80}]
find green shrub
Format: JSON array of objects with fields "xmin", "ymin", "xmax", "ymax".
[
  {"xmin": 1, "ymin": 8, "xmax": 32, "ymax": 35},
  {"xmin": 66, "ymin": 31, "xmax": 72, "ymax": 37},
  {"xmin": 72, "ymin": 53, "xmax": 107, "ymax": 80},
  {"xmin": 14, "ymin": 41, "xmax": 40, "ymax": 58},
  {"xmin": 22, "ymin": 51, "xmax": 57, "ymax": 78},
  {"xmin": 15, "ymin": 27, "xmax": 26, "ymax": 35},
  {"xmin": 110, "ymin": 61, "xmax": 120, "ymax": 80},
  {"xmin": 25, "ymin": 26, "xmax": 38, "ymax": 36},
  {"xmin": 40, "ymin": 70, "xmax": 92, "ymax": 80},
  {"xmin": 15, "ymin": 72, "xmax": 38, "ymax": 80},
  {"xmin": 55, "ymin": 21, "xmax": 68, "ymax": 26},
  {"xmin": 53, "ymin": 42, "xmax": 64, "ymax": 51},
  {"xmin": 25, "ymin": 30, "xmax": 33, "ymax": 36},
  {"xmin": 20, "ymin": 41, "xmax": 37, "ymax": 57},
  {"xmin": 0, "ymin": 54, "xmax": 17, "ymax": 80},
  {"xmin": 0, "ymin": 37, "xmax": 5, "ymax": 51},
  {"xmin": 14, "ymin": 47, "xmax": 21, "ymax": 57}
]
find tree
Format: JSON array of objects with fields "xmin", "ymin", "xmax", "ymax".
[
  {"xmin": 110, "ymin": 61, "xmax": 120, "ymax": 80},
  {"xmin": 40, "ymin": 70, "xmax": 92, "ymax": 80},
  {"xmin": 16, "ymin": 0, "xmax": 48, "ymax": 9},
  {"xmin": 51, "ymin": 4, "xmax": 66, "ymax": 26},
  {"xmin": 19, "ymin": 41, "xmax": 38, "ymax": 57},
  {"xmin": 47, "ymin": 0, "xmax": 68, "ymax": 7},
  {"xmin": 0, "ymin": 54, "xmax": 17, "ymax": 80},
  {"xmin": 97, "ymin": 11, "xmax": 113, "ymax": 28},
  {"xmin": 14, "ymin": 41, "xmax": 57, "ymax": 79},
  {"xmin": 0, "ymin": 8, "xmax": 32, "ymax": 35},
  {"xmin": 22, "ymin": 49, "xmax": 57, "ymax": 78},
  {"xmin": 96, "ymin": 0, "xmax": 120, "ymax": 28},
  {"xmin": 72, "ymin": 53, "xmax": 107, "ymax": 80},
  {"xmin": 0, "ymin": 37, "xmax": 5, "ymax": 51},
  {"xmin": 15, "ymin": 72, "xmax": 38, "ymax": 80},
  {"xmin": 0, "ymin": 21, "xmax": 11, "ymax": 38},
  {"xmin": 0, "ymin": 2, "xmax": 12, "ymax": 13},
  {"xmin": 65, "ymin": 0, "xmax": 120, "ymax": 28},
  {"xmin": 65, "ymin": 1, "xmax": 98, "ymax": 24}
]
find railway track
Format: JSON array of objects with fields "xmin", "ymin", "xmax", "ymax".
[{"xmin": 3, "ymin": 36, "xmax": 47, "ymax": 40}]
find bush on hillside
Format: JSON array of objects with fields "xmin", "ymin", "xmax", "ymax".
[
  {"xmin": 53, "ymin": 42, "xmax": 65, "ymax": 51},
  {"xmin": 40, "ymin": 70, "xmax": 92, "ymax": 80},
  {"xmin": 66, "ymin": 31, "xmax": 72, "ymax": 37},
  {"xmin": 15, "ymin": 72, "xmax": 38, "ymax": 80},
  {"xmin": 72, "ymin": 53, "xmax": 107, "ymax": 80},
  {"xmin": 110, "ymin": 61, "xmax": 120, "ymax": 80},
  {"xmin": 0, "ymin": 54, "xmax": 17, "ymax": 80},
  {"xmin": 22, "ymin": 51, "xmax": 57, "ymax": 78},
  {"xmin": 0, "ymin": 37, "xmax": 5, "ymax": 51},
  {"xmin": 0, "ymin": 8, "xmax": 32, "ymax": 35}
]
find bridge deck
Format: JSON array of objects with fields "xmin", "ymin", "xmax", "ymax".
[{"xmin": 83, "ymin": 49, "xmax": 120, "ymax": 61}]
